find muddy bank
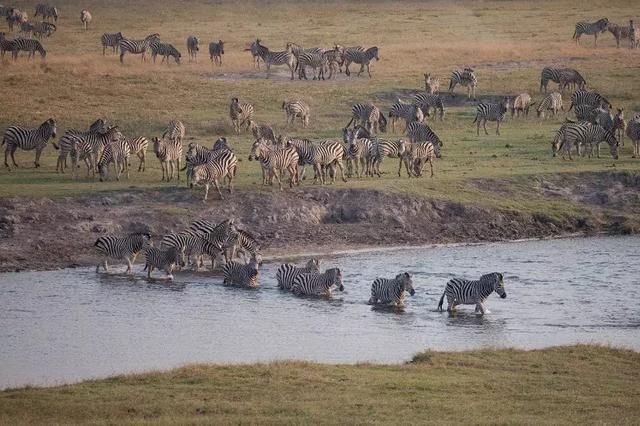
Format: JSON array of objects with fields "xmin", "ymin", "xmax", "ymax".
[{"xmin": 0, "ymin": 172, "xmax": 638, "ymax": 272}]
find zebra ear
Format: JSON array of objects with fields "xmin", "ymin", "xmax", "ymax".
[
  {"xmin": 497, "ymin": 272, "xmax": 504, "ymax": 280},
  {"xmin": 404, "ymin": 272, "xmax": 410, "ymax": 279}
]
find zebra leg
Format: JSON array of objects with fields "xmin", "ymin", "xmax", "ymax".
[
  {"xmin": 126, "ymin": 257, "xmax": 133, "ymax": 274},
  {"xmin": 103, "ymin": 259, "xmax": 109, "ymax": 272},
  {"xmin": 176, "ymin": 158, "xmax": 181, "ymax": 181},
  {"xmin": 594, "ymin": 33, "xmax": 598, "ymax": 47},
  {"xmin": 367, "ymin": 63, "xmax": 371, "ymax": 78},
  {"xmin": 476, "ymin": 119, "xmax": 481, "ymax": 136},
  {"xmin": 213, "ymin": 178, "xmax": 223, "ymax": 200},
  {"xmin": 429, "ymin": 159, "xmax": 434, "ymax": 178},
  {"xmin": 483, "ymin": 119, "xmax": 489, "ymax": 136},
  {"xmin": 496, "ymin": 120, "xmax": 501, "ymax": 136},
  {"xmin": 345, "ymin": 61, "xmax": 351, "ymax": 76},
  {"xmin": 9, "ymin": 145, "xmax": 19, "ymax": 168}
]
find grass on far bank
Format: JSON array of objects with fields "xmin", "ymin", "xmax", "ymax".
[{"xmin": 1, "ymin": 345, "xmax": 638, "ymax": 425}]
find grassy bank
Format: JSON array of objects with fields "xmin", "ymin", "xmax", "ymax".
[{"xmin": 1, "ymin": 345, "xmax": 638, "ymax": 424}]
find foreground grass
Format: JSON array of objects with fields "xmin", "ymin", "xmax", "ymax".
[{"xmin": 1, "ymin": 345, "xmax": 638, "ymax": 425}]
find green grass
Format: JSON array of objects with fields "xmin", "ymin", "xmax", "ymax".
[
  {"xmin": 1, "ymin": 0, "xmax": 639, "ymax": 216},
  {"xmin": 1, "ymin": 345, "xmax": 638, "ymax": 425}
]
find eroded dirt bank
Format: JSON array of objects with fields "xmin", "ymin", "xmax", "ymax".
[{"xmin": 1, "ymin": 171, "xmax": 638, "ymax": 272}]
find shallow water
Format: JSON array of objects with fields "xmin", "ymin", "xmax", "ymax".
[{"xmin": 1, "ymin": 235, "xmax": 639, "ymax": 388}]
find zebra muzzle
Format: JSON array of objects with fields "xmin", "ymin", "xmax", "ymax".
[
  {"xmin": 409, "ymin": 289, "xmax": 416, "ymax": 296},
  {"xmin": 500, "ymin": 293, "xmax": 507, "ymax": 299}
]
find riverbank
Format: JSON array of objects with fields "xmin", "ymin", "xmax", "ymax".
[
  {"xmin": 1, "ymin": 345, "xmax": 637, "ymax": 424},
  {"xmin": 1, "ymin": 172, "xmax": 639, "ymax": 272}
]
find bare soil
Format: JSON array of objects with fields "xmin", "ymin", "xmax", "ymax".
[{"xmin": 1, "ymin": 171, "xmax": 638, "ymax": 272}]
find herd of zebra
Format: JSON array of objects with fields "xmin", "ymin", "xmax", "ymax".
[{"xmin": 94, "ymin": 218, "xmax": 507, "ymax": 313}]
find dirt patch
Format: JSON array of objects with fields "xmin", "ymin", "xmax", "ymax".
[{"xmin": 1, "ymin": 174, "xmax": 637, "ymax": 272}]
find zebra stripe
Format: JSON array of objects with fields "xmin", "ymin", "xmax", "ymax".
[
  {"xmin": 388, "ymin": 101, "xmax": 424, "ymax": 133},
  {"xmin": 0, "ymin": 32, "xmax": 16, "ymax": 57},
  {"xmin": 261, "ymin": 45, "xmax": 296, "ymax": 80},
  {"xmin": 284, "ymin": 137, "xmax": 315, "ymax": 180},
  {"xmin": 152, "ymin": 137, "xmax": 182, "ymax": 181},
  {"xmin": 80, "ymin": 9, "xmax": 91, "ymax": 30},
  {"xmin": 94, "ymin": 232, "xmax": 151, "ymax": 274},
  {"xmin": 399, "ymin": 140, "xmax": 439, "ymax": 177},
  {"xmin": 249, "ymin": 121, "xmax": 276, "ymax": 143},
  {"xmin": 537, "ymin": 92, "xmax": 564, "ymax": 119},
  {"xmin": 626, "ymin": 119, "xmax": 640, "ymax": 157},
  {"xmin": 34, "ymin": 4, "xmax": 58, "ymax": 22},
  {"xmin": 247, "ymin": 39, "xmax": 268, "ymax": 69},
  {"xmin": 511, "ymin": 93, "xmax": 535, "ymax": 118},
  {"xmin": 473, "ymin": 98, "xmax": 509, "ymax": 136},
  {"xmin": 370, "ymin": 138, "xmax": 409, "ymax": 178},
  {"xmin": 32, "ymin": 22, "xmax": 57, "ymax": 38},
  {"xmin": 223, "ymin": 229, "xmax": 261, "ymax": 263},
  {"xmin": 144, "ymin": 246, "xmax": 184, "ymax": 280},
  {"xmin": 11, "ymin": 38, "xmax": 46, "ymax": 59},
  {"xmin": 297, "ymin": 50, "xmax": 327, "ymax": 80},
  {"xmin": 558, "ymin": 69, "xmax": 587, "ymax": 92},
  {"xmin": 101, "ymin": 32, "xmax": 123, "ymax": 55},
  {"xmin": 75, "ymin": 126, "xmax": 121, "ymax": 178},
  {"xmin": 540, "ymin": 67, "xmax": 562, "ymax": 93},
  {"xmin": 191, "ymin": 158, "xmax": 233, "ymax": 201},
  {"xmin": 311, "ymin": 141, "xmax": 347, "ymax": 185},
  {"xmin": 569, "ymin": 90, "xmax": 611, "ymax": 111},
  {"xmin": 5, "ymin": 9, "xmax": 27, "ymax": 32},
  {"xmin": 222, "ymin": 255, "xmax": 261, "ymax": 288},
  {"xmin": 292, "ymin": 268, "xmax": 344, "ymax": 297},
  {"xmin": 151, "ymin": 41, "xmax": 181, "ymax": 64},
  {"xmin": 405, "ymin": 122, "xmax": 442, "ymax": 146},
  {"xmin": 368, "ymin": 272, "xmax": 414, "ymax": 306},
  {"xmin": 283, "ymin": 100, "xmax": 310, "ymax": 128},
  {"xmin": 54, "ymin": 119, "xmax": 106, "ymax": 174},
  {"xmin": 248, "ymin": 139, "xmax": 299, "ymax": 190},
  {"xmin": 606, "ymin": 22, "xmax": 632, "ymax": 48},
  {"xmin": 558, "ymin": 122, "xmax": 619, "ymax": 160},
  {"xmin": 229, "ymin": 98, "xmax": 255, "ymax": 134},
  {"xmin": 97, "ymin": 138, "xmax": 131, "ymax": 182},
  {"xmin": 437, "ymin": 272, "xmax": 506, "ymax": 314},
  {"xmin": 190, "ymin": 219, "xmax": 238, "ymax": 254},
  {"xmin": 346, "ymin": 103, "xmax": 387, "ymax": 134},
  {"xmin": 276, "ymin": 259, "xmax": 321, "ymax": 290},
  {"xmin": 125, "ymin": 136, "xmax": 149, "ymax": 172},
  {"xmin": 163, "ymin": 120, "xmax": 185, "ymax": 145},
  {"xmin": 2, "ymin": 118, "xmax": 56, "ymax": 170},
  {"xmin": 162, "ymin": 232, "xmax": 222, "ymax": 271},
  {"xmin": 413, "ymin": 93, "xmax": 446, "ymax": 121},
  {"xmin": 186, "ymin": 35, "xmax": 198, "ymax": 62},
  {"xmin": 209, "ymin": 40, "xmax": 224, "ymax": 65},
  {"xmin": 573, "ymin": 18, "xmax": 609, "ymax": 46},
  {"xmin": 343, "ymin": 126, "xmax": 375, "ymax": 178},
  {"xmin": 448, "ymin": 67, "xmax": 477, "ymax": 99},
  {"xmin": 118, "ymin": 33, "xmax": 160, "ymax": 63},
  {"xmin": 343, "ymin": 46, "xmax": 379, "ymax": 78},
  {"xmin": 612, "ymin": 108, "xmax": 625, "ymax": 146}
]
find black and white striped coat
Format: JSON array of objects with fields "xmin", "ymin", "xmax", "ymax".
[
  {"xmin": 399, "ymin": 140, "xmax": 440, "ymax": 177},
  {"xmin": 152, "ymin": 137, "xmax": 182, "ymax": 181},
  {"xmin": 249, "ymin": 121, "xmax": 276, "ymax": 143},
  {"xmin": 162, "ymin": 232, "xmax": 222, "ymax": 271},
  {"xmin": 32, "ymin": 21, "xmax": 57, "ymax": 38},
  {"xmin": 53, "ymin": 118, "xmax": 106, "ymax": 173},
  {"xmin": 276, "ymin": 259, "xmax": 320, "ymax": 290},
  {"xmin": 80, "ymin": 9, "xmax": 91, "ymax": 30},
  {"xmin": 473, "ymin": 98, "xmax": 509, "ymax": 135},
  {"xmin": 94, "ymin": 232, "xmax": 151, "ymax": 274},
  {"xmin": 368, "ymin": 272, "xmax": 415, "ymax": 306},
  {"xmin": 97, "ymin": 138, "xmax": 131, "ymax": 182},
  {"xmin": 537, "ymin": 92, "xmax": 564, "ymax": 119},
  {"xmin": 283, "ymin": 100, "xmax": 310, "ymax": 127},
  {"xmin": 229, "ymin": 98, "xmax": 254, "ymax": 133},
  {"xmin": 118, "ymin": 33, "xmax": 160, "ymax": 63},
  {"xmin": 310, "ymin": 141, "xmax": 347, "ymax": 185},
  {"xmin": 0, "ymin": 32, "xmax": 16, "ymax": 57},
  {"xmin": 292, "ymin": 268, "xmax": 344, "ymax": 297},
  {"xmin": 557, "ymin": 122, "xmax": 619, "ymax": 160},
  {"xmin": 388, "ymin": 101, "xmax": 424, "ymax": 133},
  {"xmin": 125, "ymin": 136, "xmax": 149, "ymax": 172},
  {"xmin": 370, "ymin": 138, "xmax": 409, "ymax": 177},
  {"xmin": 540, "ymin": 67, "xmax": 567, "ymax": 93},
  {"xmin": 625, "ymin": 118, "xmax": 640, "ymax": 157},
  {"xmin": 511, "ymin": 93, "xmax": 535, "ymax": 118},
  {"xmin": 573, "ymin": 18, "xmax": 609, "ymax": 46},
  {"xmin": 11, "ymin": 38, "xmax": 46, "ymax": 59},
  {"xmin": 223, "ymin": 228, "xmax": 261, "ymax": 264},
  {"xmin": 405, "ymin": 122, "xmax": 442, "ymax": 146},
  {"xmin": 260, "ymin": 44, "xmax": 295, "ymax": 80},
  {"xmin": 163, "ymin": 120, "xmax": 185, "ymax": 145},
  {"xmin": 151, "ymin": 41, "xmax": 181, "ymax": 64},
  {"xmin": 186, "ymin": 35, "xmax": 198, "ymax": 62},
  {"xmin": 568, "ymin": 90, "xmax": 611, "ymax": 111},
  {"xmin": 34, "ymin": 4, "xmax": 58, "ymax": 21},
  {"xmin": 558, "ymin": 69, "xmax": 587, "ymax": 92},
  {"xmin": 249, "ymin": 139, "xmax": 299, "ymax": 190},
  {"xmin": 345, "ymin": 103, "xmax": 387, "ymax": 134},
  {"xmin": 343, "ymin": 46, "xmax": 379, "ymax": 78},
  {"xmin": 448, "ymin": 67, "xmax": 477, "ymax": 99},
  {"xmin": 247, "ymin": 39, "xmax": 268, "ymax": 69},
  {"xmin": 284, "ymin": 137, "xmax": 316, "ymax": 180},
  {"xmin": 209, "ymin": 40, "xmax": 224, "ymax": 65},
  {"xmin": 413, "ymin": 93, "xmax": 446, "ymax": 121},
  {"xmin": 343, "ymin": 126, "xmax": 375, "ymax": 178},
  {"xmin": 144, "ymin": 246, "xmax": 184, "ymax": 280},
  {"xmin": 2, "ymin": 118, "xmax": 56, "ymax": 170},
  {"xmin": 297, "ymin": 50, "xmax": 327, "ymax": 80},
  {"xmin": 222, "ymin": 255, "xmax": 261, "ymax": 288},
  {"xmin": 101, "ymin": 32, "xmax": 123, "ymax": 55},
  {"xmin": 191, "ymin": 158, "xmax": 233, "ymax": 201},
  {"xmin": 72, "ymin": 125, "xmax": 121, "ymax": 178},
  {"xmin": 438, "ymin": 272, "xmax": 506, "ymax": 314}
]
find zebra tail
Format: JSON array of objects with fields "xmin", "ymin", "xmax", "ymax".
[
  {"xmin": 437, "ymin": 291, "xmax": 446, "ymax": 311},
  {"xmin": 572, "ymin": 30, "xmax": 577, "ymax": 39}
]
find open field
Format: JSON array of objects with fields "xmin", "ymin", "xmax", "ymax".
[
  {"xmin": 1, "ymin": 0, "xmax": 639, "ymax": 271},
  {"xmin": 1, "ymin": 345, "xmax": 638, "ymax": 425}
]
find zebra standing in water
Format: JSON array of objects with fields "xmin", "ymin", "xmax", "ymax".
[
  {"xmin": 438, "ymin": 272, "xmax": 506, "ymax": 315},
  {"xmin": 80, "ymin": 9, "xmax": 91, "ymax": 30},
  {"xmin": 222, "ymin": 254, "xmax": 262, "ymax": 288},
  {"xmin": 260, "ymin": 44, "xmax": 296, "ymax": 80},
  {"xmin": 413, "ymin": 93, "xmax": 446, "ymax": 121},
  {"xmin": 345, "ymin": 103, "xmax": 387, "ymax": 134},
  {"xmin": 388, "ymin": 100, "xmax": 424, "ymax": 133},
  {"xmin": 162, "ymin": 232, "xmax": 223, "ymax": 271},
  {"xmin": 94, "ymin": 232, "xmax": 151, "ymax": 274},
  {"xmin": 2, "ymin": 118, "xmax": 56, "ymax": 170},
  {"xmin": 473, "ymin": 98, "xmax": 510, "ymax": 135},
  {"xmin": 537, "ymin": 92, "xmax": 564, "ymax": 119},
  {"xmin": 209, "ymin": 40, "xmax": 224, "ymax": 65},
  {"xmin": 449, "ymin": 67, "xmax": 477, "ymax": 99},
  {"xmin": 101, "ymin": 32, "xmax": 123, "ymax": 55},
  {"xmin": 248, "ymin": 139, "xmax": 299, "ymax": 190},
  {"xmin": 276, "ymin": 259, "xmax": 320, "ymax": 290},
  {"xmin": 150, "ymin": 41, "xmax": 181, "ymax": 64},
  {"xmin": 144, "ymin": 246, "xmax": 184, "ymax": 280},
  {"xmin": 118, "ymin": 33, "xmax": 160, "ymax": 63},
  {"xmin": 368, "ymin": 272, "xmax": 415, "ymax": 307},
  {"xmin": 573, "ymin": 18, "xmax": 609, "ymax": 47},
  {"xmin": 343, "ymin": 46, "xmax": 379, "ymax": 78},
  {"xmin": 186, "ymin": 35, "xmax": 198, "ymax": 62},
  {"xmin": 292, "ymin": 268, "xmax": 344, "ymax": 297},
  {"xmin": 11, "ymin": 38, "xmax": 47, "ymax": 59},
  {"xmin": 222, "ymin": 228, "xmax": 261, "ymax": 263},
  {"xmin": 229, "ymin": 98, "xmax": 254, "ymax": 133},
  {"xmin": 282, "ymin": 100, "xmax": 310, "ymax": 127}
]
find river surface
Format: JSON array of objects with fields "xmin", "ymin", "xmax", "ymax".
[{"xmin": 1, "ymin": 236, "xmax": 638, "ymax": 389}]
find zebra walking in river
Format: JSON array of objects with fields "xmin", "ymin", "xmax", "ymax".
[
  {"xmin": 276, "ymin": 259, "xmax": 321, "ymax": 290},
  {"xmin": 573, "ymin": 18, "xmax": 609, "ymax": 47},
  {"xmin": 94, "ymin": 232, "xmax": 151, "ymax": 274},
  {"xmin": 368, "ymin": 272, "xmax": 415, "ymax": 307},
  {"xmin": 2, "ymin": 118, "xmax": 57, "ymax": 170},
  {"xmin": 119, "ymin": 33, "xmax": 159, "ymax": 63},
  {"xmin": 222, "ymin": 255, "xmax": 261, "ymax": 287},
  {"xmin": 292, "ymin": 268, "xmax": 344, "ymax": 297},
  {"xmin": 437, "ymin": 272, "xmax": 506, "ymax": 315},
  {"xmin": 144, "ymin": 246, "xmax": 184, "ymax": 280}
]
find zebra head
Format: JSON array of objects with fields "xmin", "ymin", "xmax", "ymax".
[
  {"xmin": 396, "ymin": 272, "xmax": 415, "ymax": 296},
  {"xmin": 213, "ymin": 137, "xmax": 229, "ymax": 151},
  {"xmin": 366, "ymin": 46, "xmax": 379, "ymax": 61},
  {"xmin": 603, "ymin": 128, "xmax": 619, "ymax": 159},
  {"xmin": 597, "ymin": 18, "xmax": 609, "ymax": 31},
  {"xmin": 327, "ymin": 267, "xmax": 344, "ymax": 292},
  {"xmin": 305, "ymin": 258, "xmax": 320, "ymax": 272},
  {"xmin": 44, "ymin": 118, "xmax": 57, "ymax": 139},
  {"xmin": 152, "ymin": 137, "xmax": 165, "ymax": 156},
  {"xmin": 484, "ymin": 272, "xmax": 506, "ymax": 299},
  {"xmin": 248, "ymin": 138, "xmax": 268, "ymax": 161}
]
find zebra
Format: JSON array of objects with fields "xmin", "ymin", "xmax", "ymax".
[
  {"xmin": 2, "ymin": 118, "xmax": 56, "ymax": 170},
  {"xmin": 186, "ymin": 35, "xmax": 198, "ymax": 62},
  {"xmin": 540, "ymin": 67, "xmax": 562, "ymax": 93},
  {"xmin": 284, "ymin": 137, "xmax": 316, "ymax": 180},
  {"xmin": 631, "ymin": 25, "xmax": 640, "ymax": 49},
  {"xmin": 80, "ymin": 9, "xmax": 91, "ymax": 30},
  {"xmin": 0, "ymin": 32, "xmax": 16, "ymax": 57},
  {"xmin": 437, "ymin": 272, "xmax": 506, "ymax": 315},
  {"xmin": 97, "ymin": 138, "xmax": 131, "ymax": 182},
  {"xmin": 310, "ymin": 141, "xmax": 347, "ymax": 185},
  {"xmin": 150, "ymin": 41, "xmax": 181, "ymax": 64},
  {"xmin": 144, "ymin": 246, "xmax": 184, "ymax": 280},
  {"xmin": 569, "ymin": 90, "xmax": 611, "ymax": 111},
  {"xmin": 70, "ymin": 125, "xmax": 121, "ymax": 178},
  {"xmin": 53, "ymin": 119, "xmax": 106, "ymax": 173},
  {"xmin": 124, "ymin": 136, "xmax": 149, "ymax": 172},
  {"xmin": 282, "ymin": 100, "xmax": 310, "ymax": 127},
  {"xmin": 343, "ymin": 46, "xmax": 379, "ymax": 78},
  {"xmin": 152, "ymin": 137, "xmax": 182, "ymax": 181},
  {"xmin": 557, "ymin": 122, "xmax": 619, "ymax": 160},
  {"xmin": 276, "ymin": 259, "xmax": 321, "ymax": 290},
  {"xmin": 607, "ymin": 22, "xmax": 632, "ymax": 48},
  {"xmin": 413, "ymin": 93, "xmax": 446, "ymax": 121},
  {"xmin": 118, "ymin": 33, "xmax": 160, "ymax": 64},
  {"xmin": 511, "ymin": 93, "xmax": 535, "ymax": 118},
  {"xmin": 342, "ymin": 126, "xmax": 375, "ymax": 178},
  {"xmin": 222, "ymin": 255, "xmax": 261, "ymax": 288},
  {"xmin": 34, "ymin": 4, "xmax": 57, "ymax": 22},
  {"xmin": 424, "ymin": 73, "xmax": 440, "ymax": 94},
  {"xmin": 189, "ymin": 144, "xmax": 237, "ymax": 192},
  {"xmin": 573, "ymin": 18, "xmax": 609, "ymax": 47},
  {"xmin": 388, "ymin": 100, "xmax": 424, "ymax": 133},
  {"xmin": 248, "ymin": 139, "xmax": 299, "ymax": 190},
  {"xmin": 94, "ymin": 232, "xmax": 151, "ymax": 274},
  {"xmin": 162, "ymin": 232, "xmax": 223, "ymax": 271},
  {"xmin": 5, "ymin": 9, "xmax": 27, "ymax": 32},
  {"xmin": 558, "ymin": 69, "xmax": 587, "ymax": 92},
  {"xmin": 612, "ymin": 108, "xmax": 626, "ymax": 146},
  {"xmin": 246, "ymin": 38, "xmax": 268, "ymax": 69},
  {"xmin": 537, "ymin": 92, "xmax": 564, "ymax": 119},
  {"xmin": 191, "ymin": 157, "xmax": 234, "ymax": 201},
  {"xmin": 101, "ymin": 32, "xmax": 123, "ymax": 55},
  {"xmin": 448, "ymin": 67, "xmax": 477, "ymax": 99},
  {"xmin": 292, "ymin": 268, "xmax": 344, "ymax": 297},
  {"xmin": 223, "ymin": 228, "xmax": 261, "ymax": 264},
  {"xmin": 260, "ymin": 44, "xmax": 296, "ymax": 80},
  {"xmin": 322, "ymin": 47, "xmax": 342, "ymax": 79},
  {"xmin": 473, "ymin": 98, "xmax": 510, "ymax": 135},
  {"xmin": 229, "ymin": 98, "xmax": 254, "ymax": 133},
  {"xmin": 626, "ymin": 118, "xmax": 640, "ymax": 158},
  {"xmin": 573, "ymin": 104, "xmax": 597, "ymax": 122},
  {"xmin": 32, "ymin": 21, "xmax": 56, "ymax": 38},
  {"xmin": 11, "ymin": 38, "xmax": 46, "ymax": 59},
  {"xmin": 190, "ymin": 219, "xmax": 238, "ymax": 256},
  {"xmin": 208, "ymin": 40, "xmax": 224, "ymax": 65},
  {"xmin": 405, "ymin": 122, "xmax": 443, "ymax": 147},
  {"xmin": 249, "ymin": 121, "xmax": 276, "ymax": 143},
  {"xmin": 345, "ymin": 103, "xmax": 387, "ymax": 134},
  {"xmin": 297, "ymin": 50, "xmax": 327, "ymax": 80},
  {"xmin": 19, "ymin": 21, "xmax": 34, "ymax": 38},
  {"xmin": 369, "ymin": 138, "xmax": 409, "ymax": 178},
  {"xmin": 368, "ymin": 272, "xmax": 415, "ymax": 307},
  {"xmin": 400, "ymin": 140, "xmax": 440, "ymax": 177}
]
